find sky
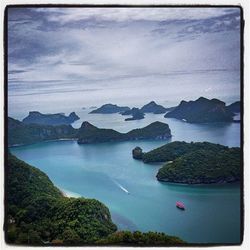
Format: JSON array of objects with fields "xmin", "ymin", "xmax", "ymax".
[{"xmin": 7, "ymin": 7, "xmax": 241, "ymax": 117}]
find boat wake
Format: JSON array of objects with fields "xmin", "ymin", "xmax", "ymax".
[{"xmin": 113, "ymin": 180, "xmax": 130, "ymax": 194}]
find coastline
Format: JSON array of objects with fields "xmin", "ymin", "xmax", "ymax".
[{"xmin": 8, "ymin": 138, "xmax": 78, "ymax": 148}]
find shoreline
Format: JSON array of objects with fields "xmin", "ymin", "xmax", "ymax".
[{"xmin": 9, "ymin": 138, "xmax": 78, "ymax": 148}]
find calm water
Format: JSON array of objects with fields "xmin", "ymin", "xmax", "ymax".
[{"xmin": 10, "ymin": 112, "xmax": 241, "ymax": 244}]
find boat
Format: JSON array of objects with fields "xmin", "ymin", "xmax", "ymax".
[{"xmin": 176, "ymin": 201, "xmax": 185, "ymax": 210}]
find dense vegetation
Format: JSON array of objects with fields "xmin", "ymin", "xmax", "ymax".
[
  {"xmin": 6, "ymin": 153, "xmax": 116, "ymax": 245},
  {"xmin": 22, "ymin": 111, "xmax": 80, "ymax": 125},
  {"xmin": 77, "ymin": 121, "xmax": 171, "ymax": 144},
  {"xmin": 97, "ymin": 231, "xmax": 185, "ymax": 246},
  {"xmin": 77, "ymin": 121, "xmax": 123, "ymax": 144},
  {"xmin": 8, "ymin": 117, "xmax": 77, "ymax": 146},
  {"xmin": 125, "ymin": 121, "xmax": 171, "ymax": 140},
  {"xmin": 136, "ymin": 141, "xmax": 241, "ymax": 184},
  {"xmin": 165, "ymin": 97, "xmax": 234, "ymax": 123},
  {"xmin": 156, "ymin": 148, "xmax": 241, "ymax": 184},
  {"xmin": 142, "ymin": 141, "xmax": 228, "ymax": 163},
  {"xmin": 6, "ymin": 153, "xmax": 185, "ymax": 245}
]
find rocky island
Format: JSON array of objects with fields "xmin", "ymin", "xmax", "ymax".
[
  {"xmin": 6, "ymin": 153, "xmax": 185, "ymax": 245},
  {"xmin": 164, "ymin": 97, "xmax": 234, "ymax": 123},
  {"xmin": 123, "ymin": 108, "xmax": 145, "ymax": 121},
  {"xmin": 8, "ymin": 118, "xmax": 171, "ymax": 146},
  {"xmin": 22, "ymin": 111, "xmax": 80, "ymax": 125},
  {"xmin": 132, "ymin": 147, "xmax": 143, "ymax": 159},
  {"xmin": 89, "ymin": 104, "xmax": 130, "ymax": 114},
  {"xmin": 133, "ymin": 141, "xmax": 241, "ymax": 184}
]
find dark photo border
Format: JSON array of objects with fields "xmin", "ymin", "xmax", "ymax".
[{"xmin": 3, "ymin": 4, "xmax": 245, "ymax": 246}]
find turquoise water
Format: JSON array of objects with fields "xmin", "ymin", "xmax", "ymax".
[{"xmin": 10, "ymin": 113, "xmax": 241, "ymax": 244}]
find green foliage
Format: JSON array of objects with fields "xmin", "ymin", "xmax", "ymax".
[
  {"xmin": 125, "ymin": 121, "xmax": 171, "ymax": 140},
  {"xmin": 97, "ymin": 231, "xmax": 185, "ymax": 246},
  {"xmin": 142, "ymin": 141, "xmax": 228, "ymax": 163},
  {"xmin": 77, "ymin": 121, "xmax": 171, "ymax": 144},
  {"xmin": 156, "ymin": 147, "xmax": 241, "ymax": 184},
  {"xmin": 6, "ymin": 153, "xmax": 117, "ymax": 245}
]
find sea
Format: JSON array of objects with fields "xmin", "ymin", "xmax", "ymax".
[{"xmin": 9, "ymin": 109, "xmax": 241, "ymax": 244}]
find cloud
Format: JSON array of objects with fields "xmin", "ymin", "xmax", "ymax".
[
  {"xmin": 33, "ymin": 7, "xmax": 239, "ymax": 23},
  {"xmin": 7, "ymin": 7, "xmax": 241, "ymax": 106}
]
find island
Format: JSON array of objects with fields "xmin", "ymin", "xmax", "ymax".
[
  {"xmin": 132, "ymin": 147, "xmax": 143, "ymax": 159},
  {"xmin": 123, "ymin": 108, "xmax": 145, "ymax": 121},
  {"xmin": 77, "ymin": 121, "xmax": 171, "ymax": 144},
  {"xmin": 89, "ymin": 104, "xmax": 130, "ymax": 114},
  {"xmin": 8, "ymin": 117, "xmax": 172, "ymax": 146},
  {"xmin": 226, "ymin": 101, "xmax": 241, "ymax": 113},
  {"xmin": 8, "ymin": 117, "xmax": 77, "ymax": 146},
  {"xmin": 140, "ymin": 101, "xmax": 167, "ymax": 114},
  {"xmin": 6, "ymin": 153, "xmax": 185, "ymax": 245},
  {"xmin": 22, "ymin": 111, "xmax": 80, "ymax": 125},
  {"xmin": 133, "ymin": 141, "xmax": 241, "ymax": 184},
  {"xmin": 164, "ymin": 97, "xmax": 234, "ymax": 123}
]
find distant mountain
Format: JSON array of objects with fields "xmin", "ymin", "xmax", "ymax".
[
  {"xmin": 124, "ymin": 108, "xmax": 145, "ymax": 121},
  {"xmin": 22, "ymin": 111, "xmax": 80, "ymax": 126},
  {"xmin": 133, "ymin": 141, "xmax": 241, "ymax": 184},
  {"xmin": 164, "ymin": 97, "xmax": 234, "ymax": 123},
  {"xmin": 77, "ymin": 121, "xmax": 171, "ymax": 144},
  {"xmin": 8, "ymin": 118, "xmax": 171, "ymax": 146},
  {"xmin": 89, "ymin": 104, "xmax": 130, "ymax": 114},
  {"xmin": 140, "ymin": 101, "xmax": 167, "ymax": 114},
  {"xmin": 226, "ymin": 101, "xmax": 241, "ymax": 113}
]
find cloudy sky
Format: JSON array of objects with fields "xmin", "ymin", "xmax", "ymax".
[{"xmin": 8, "ymin": 7, "xmax": 241, "ymax": 117}]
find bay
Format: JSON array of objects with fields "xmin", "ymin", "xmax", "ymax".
[{"xmin": 10, "ymin": 111, "xmax": 241, "ymax": 244}]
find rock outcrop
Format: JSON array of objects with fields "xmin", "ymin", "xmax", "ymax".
[{"xmin": 132, "ymin": 147, "xmax": 143, "ymax": 159}]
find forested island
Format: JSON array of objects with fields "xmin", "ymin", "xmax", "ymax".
[
  {"xmin": 6, "ymin": 153, "xmax": 185, "ymax": 245},
  {"xmin": 164, "ymin": 97, "xmax": 238, "ymax": 123},
  {"xmin": 133, "ymin": 141, "xmax": 241, "ymax": 184},
  {"xmin": 22, "ymin": 111, "xmax": 80, "ymax": 125},
  {"xmin": 77, "ymin": 121, "xmax": 171, "ymax": 144},
  {"xmin": 8, "ymin": 117, "xmax": 171, "ymax": 146}
]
